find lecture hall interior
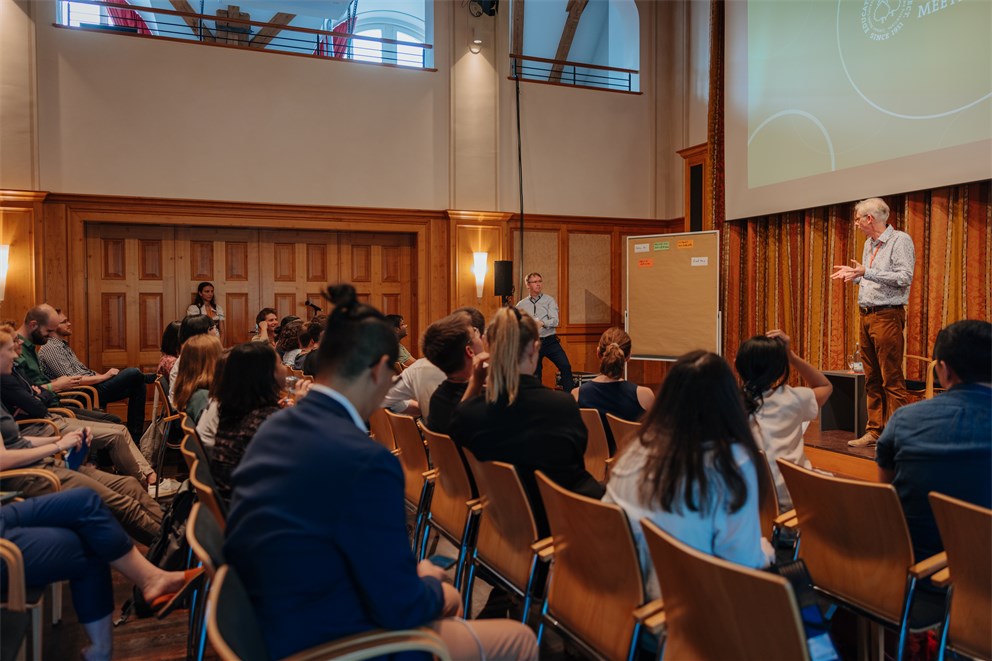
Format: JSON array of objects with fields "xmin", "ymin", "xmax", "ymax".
[{"xmin": 0, "ymin": 0, "xmax": 989, "ymax": 659}]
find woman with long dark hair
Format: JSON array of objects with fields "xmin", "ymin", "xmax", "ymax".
[
  {"xmin": 572, "ymin": 327, "xmax": 655, "ymax": 452},
  {"xmin": 186, "ymin": 281, "xmax": 225, "ymax": 340},
  {"xmin": 735, "ymin": 330, "xmax": 832, "ymax": 511},
  {"xmin": 450, "ymin": 306, "xmax": 602, "ymax": 534},
  {"xmin": 604, "ymin": 350, "xmax": 773, "ymax": 600},
  {"xmin": 157, "ymin": 321, "xmax": 182, "ymax": 378},
  {"xmin": 207, "ymin": 342, "xmax": 285, "ymax": 503}
]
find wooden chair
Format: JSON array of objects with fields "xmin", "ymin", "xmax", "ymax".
[
  {"xmin": 186, "ymin": 502, "xmax": 227, "ymax": 661},
  {"xmin": 150, "ymin": 376, "xmax": 183, "ymax": 497},
  {"xmin": 929, "ymin": 492, "xmax": 991, "ymax": 661},
  {"xmin": 206, "ymin": 564, "xmax": 452, "ymax": 661},
  {"xmin": 179, "ymin": 413, "xmax": 210, "ymax": 472},
  {"xmin": 605, "ymin": 414, "xmax": 640, "ymax": 457},
  {"xmin": 778, "ymin": 459, "xmax": 947, "ymax": 660},
  {"xmin": 189, "ymin": 459, "xmax": 228, "ymax": 530},
  {"xmin": 418, "ymin": 426, "xmax": 480, "ymax": 590},
  {"xmin": 57, "ymin": 385, "xmax": 99, "ymax": 410},
  {"xmin": 578, "ymin": 409, "xmax": 611, "ymax": 483},
  {"xmin": 755, "ymin": 450, "xmax": 797, "ymax": 548},
  {"xmin": 0, "ymin": 539, "xmax": 30, "ymax": 661},
  {"xmin": 534, "ymin": 471, "xmax": 655, "ymax": 661},
  {"xmin": 368, "ymin": 408, "xmax": 396, "ymax": 451},
  {"xmin": 385, "ymin": 411, "xmax": 435, "ymax": 555},
  {"xmin": 905, "ymin": 355, "xmax": 940, "ymax": 400},
  {"xmin": 641, "ymin": 518, "xmax": 811, "ymax": 661},
  {"xmin": 461, "ymin": 450, "xmax": 546, "ymax": 621},
  {"xmin": 14, "ymin": 419, "xmax": 61, "ymax": 439}
]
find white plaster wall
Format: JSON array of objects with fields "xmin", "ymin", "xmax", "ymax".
[
  {"xmin": 24, "ymin": 0, "xmax": 710, "ymax": 219},
  {"xmin": 1, "ymin": 0, "xmax": 39, "ymax": 190}
]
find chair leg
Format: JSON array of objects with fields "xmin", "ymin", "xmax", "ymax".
[
  {"xmin": 626, "ymin": 621, "xmax": 643, "ymax": 661},
  {"xmin": 453, "ymin": 514, "xmax": 479, "ymax": 592},
  {"xmin": 936, "ymin": 586, "xmax": 952, "ymax": 661},
  {"xmin": 535, "ymin": 596, "xmax": 549, "ymax": 646},
  {"xmin": 462, "ymin": 552, "xmax": 478, "ymax": 617},
  {"xmin": 417, "ymin": 519, "xmax": 432, "ymax": 562},
  {"xmin": 896, "ymin": 575, "xmax": 918, "ymax": 661},
  {"xmin": 29, "ymin": 602, "xmax": 42, "ymax": 661},
  {"xmin": 50, "ymin": 581, "xmax": 64, "ymax": 625}
]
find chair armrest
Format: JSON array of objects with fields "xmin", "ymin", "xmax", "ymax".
[
  {"xmin": 48, "ymin": 407, "xmax": 77, "ymax": 419},
  {"xmin": 532, "ymin": 536, "xmax": 555, "ymax": 562},
  {"xmin": 74, "ymin": 385, "xmax": 100, "ymax": 409},
  {"xmin": 422, "ymin": 469, "xmax": 438, "ymax": 483},
  {"xmin": 15, "ymin": 419, "xmax": 62, "ymax": 437},
  {"xmin": 0, "ymin": 469, "xmax": 61, "ymax": 493},
  {"xmin": 633, "ymin": 599, "xmax": 666, "ymax": 635},
  {"xmin": 910, "ymin": 551, "xmax": 947, "ymax": 579},
  {"xmin": 930, "ymin": 567, "xmax": 951, "ymax": 588},
  {"xmin": 775, "ymin": 509, "xmax": 799, "ymax": 529},
  {"xmin": 58, "ymin": 397, "xmax": 84, "ymax": 409},
  {"xmin": 58, "ymin": 390, "xmax": 93, "ymax": 409},
  {"xmin": 0, "ymin": 540, "xmax": 27, "ymax": 611},
  {"xmin": 284, "ymin": 628, "xmax": 451, "ymax": 661}
]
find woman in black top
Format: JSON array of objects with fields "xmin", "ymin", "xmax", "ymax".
[
  {"xmin": 572, "ymin": 327, "xmax": 655, "ymax": 453},
  {"xmin": 449, "ymin": 307, "xmax": 602, "ymax": 535}
]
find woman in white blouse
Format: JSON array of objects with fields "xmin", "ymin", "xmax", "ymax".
[{"xmin": 186, "ymin": 282, "xmax": 225, "ymax": 340}]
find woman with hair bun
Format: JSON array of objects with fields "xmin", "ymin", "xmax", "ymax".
[
  {"xmin": 450, "ymin": 306, "xmax": 603, "ymax": 535},
  {"xmin": 223, "ymin": 284, "xmax": 537, "ymax": 661},
  {"xmin": 572, "ymin": 327, "xmax": 655, "ymax": 453}
]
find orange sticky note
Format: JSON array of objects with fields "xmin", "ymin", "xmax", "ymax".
[
  {"xmin": 638, "ymin": 258, "xmax": 654, "ymax": 268},
  {"xmin": 677, "ymin": 240, "xmax": 694, "ymax": 249}
]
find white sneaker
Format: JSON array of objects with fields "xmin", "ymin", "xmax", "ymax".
[
  {"xmin": 148, "ymin": 477, "xmax": 182, "ymax": 498},
  {"xmin": 847, "ymin": 433, "xmax": 878, "ymax": 448}
]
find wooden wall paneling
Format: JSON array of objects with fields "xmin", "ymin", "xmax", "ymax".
[
  {"xmin": 452, "ymin": 222, "xmax": 505, "ymax": 324},
  {"xmin": 429, "ymin": 216, "xmax": 452, "ymax": 323},
  {"xmin": 567, "ymin": 232, "xmax": 612, "ymax": 325},
  {"xmin": 189, "ymin": 240, "xmax": 214, "ymax": 280},
  {"xmin": 0, "ymin": 192, "xmax": 43, "ymax": 323},
  {"xmin": 40, "ymin": 201, "xmax": 68, "ymax": 315},
  {"xmin": 260, "ymin": 230, "xmax": 340, "ymax": 327}
]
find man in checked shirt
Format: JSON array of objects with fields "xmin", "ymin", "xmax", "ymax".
[
  {"xmin": 831, "ymin": 197, "xmax": 916, "ymax": 448},
  {"xmin": 516, "ymin": 272, "xmax": 574, "ymax": 392}
]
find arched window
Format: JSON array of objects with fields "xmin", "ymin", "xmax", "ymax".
[{"xmin": 347, "ymin": 2, "xmax": 430, "ymax": 68}]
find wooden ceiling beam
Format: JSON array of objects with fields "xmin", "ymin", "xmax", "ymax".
[
  {"xmin": 249, "ymin": 12, "xmax": 295, "ymax": 48},
  {"xmin": 511, "ymin": 0, "xmax": 525, "ymax": 74},
  {"xmin": 549, "ymin": 0, "xmax": 588, "ymax": 83},
  {"xmin": 169, "ymin": 0, "xmax": 214, "ymax": 41}
]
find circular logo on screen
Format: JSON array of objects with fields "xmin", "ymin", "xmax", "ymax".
[{"xmin": 860, "ymin": 0, "xmax": 913, "ymax": 40}]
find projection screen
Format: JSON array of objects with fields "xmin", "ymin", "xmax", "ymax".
[{"xmin": 725, "ymin": 0, "xmax": 992, "ymax": 220}]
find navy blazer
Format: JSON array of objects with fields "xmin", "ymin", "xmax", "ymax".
[{"xmin": 224, "ymin": 391, "xmax": 444, "ymax": 659}]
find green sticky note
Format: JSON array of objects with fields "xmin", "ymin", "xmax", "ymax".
[{"xmin": 654, "ymin": 241, "xmax": 670, "ymax": 251}]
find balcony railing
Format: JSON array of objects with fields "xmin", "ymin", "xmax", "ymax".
[
  {"xmin": 510, "ymin": 53, "xmax": 638, "ymax": 93},
  {"xmin": 57, "ymin": 0, "xmax": 433, "ymax": 69}
]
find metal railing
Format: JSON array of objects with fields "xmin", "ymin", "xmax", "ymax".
[
  {"xmin": 58, "ymin": 0, "xmax": 432, "ymax": 69},
  {"xmin": 510, "ymin": 53, "xmax": 638, "ymax": 92}
]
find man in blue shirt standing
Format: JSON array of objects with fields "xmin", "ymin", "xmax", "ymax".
[
  {"xmin": 516, "ymin": 272, "xmax": 574, "ymax": 391},
  {"xmin": 876, "ymin": 319, "xmax": 991, "ymax": 560}
]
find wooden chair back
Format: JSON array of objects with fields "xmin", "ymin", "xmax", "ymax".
[
  {"xmin": 778, "ymin": 459, "xmax": 914, "ymax": 622},
  {"xmin": 187, "ymin": 503, "xmax": 226, "ymax": 579},
  {"xmin": 179, "ymin": 414, "xmax": 210, "ymax": 471},
  {"xmin": 756, "ymin": 450, "xmax": 781, "ymax": 538},
  {"xmin": 535, "ymin": 471, "xmax": 645, "ymax": 661},
  {"xmin": 641, "ymin": 518, "xmax": 810, "ymax": 661},
  {"xmin": 0, "ymin": 540, "xmax": 26, "ymax": 612},
  {"xmin": 463, "ymin": 450, "xmax": 539, "ymax": 592},
  {"xmin": 605, "ymin": 414, "xmax": 640, "ymax": 456},
  {"xmin": 368, "ymin": 408, "xmax": 396, "ymax": 451},
  {"xmin": 420, "ymin": 427, "xmax": 474, "ymax": 540},
  {"xmin": 579, "ymin": 409, "xmax": 611, "ymax": 482},
  {"xmin": 905, "ymin": 355, "xmax": 940, "ymax": 400},
  {"xmin": 929, "ymin": 492, "xmax": 992, "ymax": 660},
  {"xmin": 207, "ymin": 565, "xmax": 454, "ymax": 661},
  {"xmin": 0, "ymin": 538, "xmax": 29, "ymax": 661},
  {"xmin": 189, "ymin": 459, "xmax": 228, "ymax": 530},
  {"xmin": 386, "ymin": 411, "xmax": 431, "ymax": 507}
]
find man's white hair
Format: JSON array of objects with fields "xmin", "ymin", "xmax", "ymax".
[{"xmin": 855, "ymin": 197, "xmax": 890, "ymax": 224}]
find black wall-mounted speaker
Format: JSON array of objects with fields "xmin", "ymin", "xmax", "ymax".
[{"xmin": 494, "ymin": 260, "xmax": 513, "ymax": 297}]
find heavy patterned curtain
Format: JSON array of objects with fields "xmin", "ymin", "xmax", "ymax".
[
  {"xmin": 720, "ymin": 181, "xmax": 992, "ymax": 384},
  {"xmin": 107, "ymin": 0, "xmax": 151, "ymax": 34}
]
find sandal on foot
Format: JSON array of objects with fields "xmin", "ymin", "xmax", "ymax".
[{"xmin": 152, "ymin": 567, "xmax": 206, "ymax": 619}]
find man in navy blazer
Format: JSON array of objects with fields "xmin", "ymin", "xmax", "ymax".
[{"xmin": 224, "ymin": 285, "xmax": 537, "ymax": 660}]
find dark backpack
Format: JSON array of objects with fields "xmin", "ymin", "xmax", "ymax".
[{"xmin": 114, "ymin": 480, "xmax": 196, "ymax": 624}]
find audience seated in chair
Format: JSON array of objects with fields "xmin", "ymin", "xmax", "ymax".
[
  {"xmin": 206, "ymin": 342, "xmax": 287, "ymax": 505},
  {"xmin": 249, "ymin": 308, "xmax": 278, "ymax": 345},
  {"xmin": 603, "ymin": 350, "xmax": 774, "ymax": 600},
  {"xmin": 0, "ymin": 489, "xmax": 201, "ymax": 661},
  {"xmin": 449, "ymin": 307, "xmax": 603, "ymax": 536},
  {"xmin": 223, "ymin": 284, "xmax": 537, "ymax": 661},
  {"xmin": 275, "ymin": 320, "xmax": 304, "ymax": 368},
  {"xmin": 172, "ymin": 334, "xmax": 223, "ymax": 426},
  {"xmin": 168, "ymin": 315, "xmax": 218, "ymax": 406},
  {"xmin": 156, "ymin": 321, "xmax": 181, "ymax": 380},
  {"xmin": 571, "ymin": 327, "xmax": 655, "ymax": 454},
  {"xmin": 38, "ymin": 309, "xmax": 150, "ymax": 445},
  {"xmin": 386, "ymin": 314, "xmax": 417, "ymax": 368},
  {"xmin": 1, "ymin": 325, "xmax": 160, "ymax": 491},
  {"xmin": 423, "ymin": 310, "xmax": 486, "ymax": 435},
  {"xmin": 735, "ymin": 329, "xmax": 832, "ymax": 512},
  {"xmin": 12, "ymin": 306, "xmax": 121, "ymax": 426},
  {"xmin": 295, "ymin": 315, "xmax": 325, "ymax": 373},
  {"xmin": 876, "ymin": 319, "xmax": 992, "ymax": 560}
]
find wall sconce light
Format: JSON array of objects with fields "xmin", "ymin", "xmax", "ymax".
[
  {"xmin": 471, "ymin": 251, "xmax": 488, "ymax": 298},
  {"xmin": 469, "ymin": 28, "xmax": 483, "ymax": 54},
  {"xmin": 0, "ymin": 245, "xmax": 9, "ymax": 304}
]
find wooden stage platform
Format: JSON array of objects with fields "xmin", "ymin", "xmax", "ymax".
[{"xmin": 804, "ymin": 420, "xmax": 880, "ymax": 482}]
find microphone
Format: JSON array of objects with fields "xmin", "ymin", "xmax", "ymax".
[{"xmin": 303, "ymin": 299, "xmax": 323, "ymax": 312}]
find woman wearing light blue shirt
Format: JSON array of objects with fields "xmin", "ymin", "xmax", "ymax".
[{"xmin": 603, "ymin": 350, "xmax": 773, "ymax": 600}]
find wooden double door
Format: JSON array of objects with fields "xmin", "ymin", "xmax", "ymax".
[{"xmin": 85, "ymin": 224, "xmax": 414, "ymax": 372}]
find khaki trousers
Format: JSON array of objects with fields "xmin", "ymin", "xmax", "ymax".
[
  {"xmin": 21, "ymin": 416, "xmax": 153, "ymax": 482},
  {"xmin": 859, "ymin": 307, "xmax": 909, "ymax": 437},
  {"xmin": 431, "ymin": 618, "xmax": 538, "ymax": 661}
]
